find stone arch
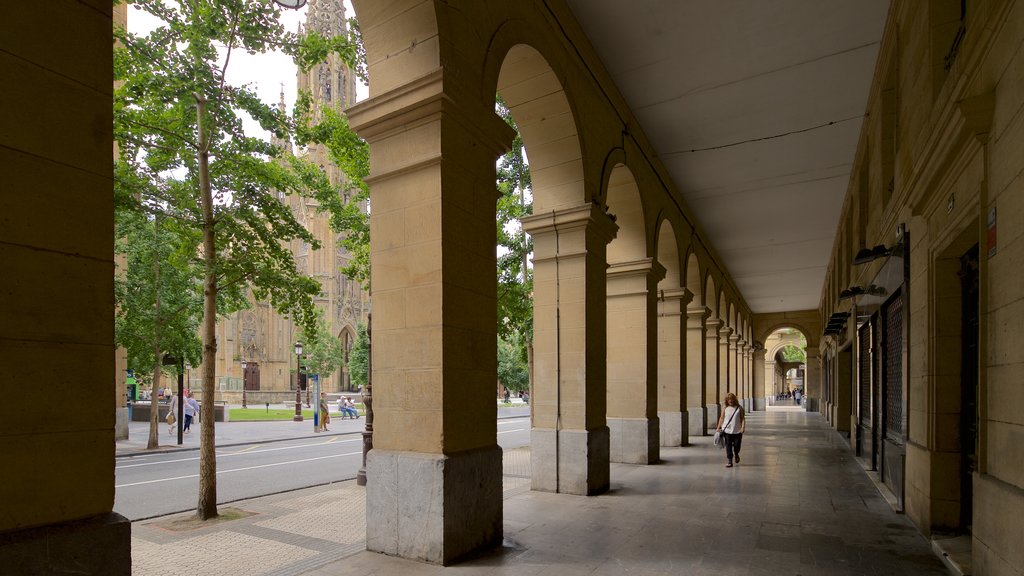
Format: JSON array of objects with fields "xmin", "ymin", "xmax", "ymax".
[
  {"xmin": 492, "ymin": 40, "xmax": 586, "ymax": 213},
  {"xmin": 654, "ymin": 215, "xmax": 687, "ymax": 446},
  {"xmin": 605, "ymin": 163, "xmax": 648, "ymax": 264}
]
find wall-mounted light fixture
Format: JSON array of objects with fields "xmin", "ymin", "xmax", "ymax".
[
  {"xmin": 853, "ymin": 244, "xmax": 892, "ymax": 265},
  {"xmin": 273, "ymin": 0, "xmax": 307, "ymax": 8},
  {"xmin": 839, "ymin": 286, "xmax": 865, "ymax": 299}
]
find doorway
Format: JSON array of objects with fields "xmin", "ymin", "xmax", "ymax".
[{"xmin": 959, "ymin": 244, "xmax": 979, "ymax": 533}]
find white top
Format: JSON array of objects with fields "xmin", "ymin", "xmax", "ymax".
[{"xmin": 721, "ymin": 406, "xmax": 742, "ymax": 434}]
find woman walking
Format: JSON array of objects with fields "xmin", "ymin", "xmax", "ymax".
[{"xmin": 716, "ymin": 392, "xmax": 745, "ymax": 468}]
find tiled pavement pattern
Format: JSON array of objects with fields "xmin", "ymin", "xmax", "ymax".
[{"xmin": 132, "ymin": 411, "xmax": 952, "ymax": 576}]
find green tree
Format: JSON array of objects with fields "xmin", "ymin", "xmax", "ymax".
[
  {"xmin": 115, "ymin": 210, "xmax": 202, "ymax": 449},
  {"xmin": 495, "ymin": 96, "xmax": 534, "ymax": 390},
  {"xmin": 114, "ymin": 0, "xmax": 363, "ymax": 521},
  {"xmin": 297, "ymin": 307, "xmax": 344, "ymax": 381},
  {"xmin": 348, "ymin": 323, "xmax": 369, "ymax": 388},
  {"xmin": 497, "ymin": 333, "xmax": 529, "ymax": 394},
  {"xmin": 781, "ymin": 345, "xmax": 806, "ymax": 363}
]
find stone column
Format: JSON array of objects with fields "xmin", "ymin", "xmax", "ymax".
[
  {"xmin": 719, "ymin": 326, "xmax": 733, "ymax": 398},
  {"xmin": 656, "ymin": 287, "xmax": 692, "ymax": 447},
  {"xmin": 522, "ymin": 203, "xmax": 618, "ymax": 495},
  {"xmin": 704, "ymin": 318, "xmax": 721, "ymax": 430},
  {"xmin": 729, "ymin": 334, "xmax": 739, "ymax": 404},
  {"xmin": 348, "ymin": 72, "xmax": 516, "ymax": 564},
  {"xmin": 753, "ymin": 348, "xmax": 766, "ymax": 410},
  {"xmin": 686, "ymin": 305, "xmax": 709, "ymax": 436},
  {"xmin": 805, "ymin": 347, "xmax": 821, "ymax": 412},
  {"xmin": 607, "ymin": 258, "xmax": 665, "ymax": 464}
]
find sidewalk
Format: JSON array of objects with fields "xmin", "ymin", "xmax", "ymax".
[
  {"xmin": 117, "ymin": 405, "xmax": 532, "ymax": 456},
  {"xmin": 128, "ymin": 410, "xmax": 949, "ymax": 576}
]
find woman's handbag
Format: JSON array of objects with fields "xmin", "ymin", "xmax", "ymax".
[
  {"xmin": 166, "ymin": 411, "xmax": 175, "ymax": 425},
  {"xmin": 714, "ymin": 408, "xmax": 738, "ymax": 449}
]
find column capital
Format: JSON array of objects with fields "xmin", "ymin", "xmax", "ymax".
[
  {"xmin": 728, "ymin": 333, "xmax": 740, "ymax": 344},
  {"xmin": 660, "ymin": 286, "xmax": 694, "ymax": 305},
  {"xmin": 607, "ymin": 258, "xmax": 666, "ymax": 281},
  {"xmin": 686, "ymin": 304, "xmax": 711, "ymax": 320},
  {"xmin": 521, "ymin": 202, "xmax": 618, "ymax": 247},
  {"xmin": 348, "ymin": 68, "xmax": 516, "ymax": 180},
  {"xmin": 718, "ymin": 326, "xmax": 733, "ymax": 339}
]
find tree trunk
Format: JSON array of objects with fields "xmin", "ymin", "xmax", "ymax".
[
  {"xmin": 148, "ymin": 217, "xmax": 162, "ymax": 450},
  {"xmin": 196, "ymin": 93, "xmax": 219, "ymax": 521}
]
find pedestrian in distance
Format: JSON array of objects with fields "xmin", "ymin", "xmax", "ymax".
[
  {"xmin": 182, "ymin": 393, "xmax": 198, "ymax": 433},
  {"xmin": 341, "ymin": 396, "xmax": 359, "ymax": 419},
  {"xmin": 166, "ymin": 393, "xmax": 178, "ymax": 436},
  {"xmin": 716, "ymin": 392, "xmax": 745, "ymax": 468},
  {"xmin": 319, "ymin": 392, "xmax": 331, "ymax": 431}
]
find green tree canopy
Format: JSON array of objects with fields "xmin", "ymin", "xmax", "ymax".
[
  {"xmin": 297, "ymin": 307, "xmax": 344, "ymax": 380},
  {"xmin": 348, "ymin": 323, "xmax": 369, "ymax": 388}
]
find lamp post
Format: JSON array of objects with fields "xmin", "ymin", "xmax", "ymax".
[
  {"xmin": 357, "ymin": 314, "xmax": 373, "ymax": 486},
  {"xmin": 293, "ymin": 341, "xmax": 304, "ymax": 421},
  {"xmin": 241, "ymin": 360, "xmax": 248, "ymax": 409}
]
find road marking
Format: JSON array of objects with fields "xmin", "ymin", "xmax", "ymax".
[
  {"xmin": 116, "ymin": 438, "xmax": 361, "ymax": 469},
  {"xmin": 115, "ymin": 451, "xmax": 363, "ymax": 488}
]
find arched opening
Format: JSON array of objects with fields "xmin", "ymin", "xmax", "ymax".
[
  {"xmin": 765, "ymin": 328, "xmax": 809, "ymax": 410},
  {"xmin": 605, "ymin": 163, "xmax": 658, "ymax": 464},
  {"xmin": 684, "ymin": 251, "xmax": 707, "ymax": 435},
  {"xmin": 655, "ymin": 218, "xmax": 687, "ymax": 447}
]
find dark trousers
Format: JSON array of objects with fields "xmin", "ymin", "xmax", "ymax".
[
  {"xmin": 184, "ymin": 414, "xmax": 193, "ymax": 431},
  {"xmin": 725, "ymin": 432, "xmax": 743, "ymax": 461}
]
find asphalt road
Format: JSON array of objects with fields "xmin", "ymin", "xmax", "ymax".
[{"xmin": 114, "ymin": 417, "xmax": 531, "ymax": 520}]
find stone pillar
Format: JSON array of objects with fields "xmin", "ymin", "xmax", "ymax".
[
  {"xmin": 348, "ymin": 72, "xmax": 516, "ymax": 564},
  {"xmin": 753, "ymin": 348, "xmax": 766, "ymax": 410},
  {"xmin": 607, "ymin": 258, "xmax": 664, "ymax": 464},
  {"xmin": 686, "ymin": 305, "xmax": 709, "ymax": 436},
  {"xmin": 805, "ymin": 347, "xmax": 821, "ymax": 412},
  {"xmin": 522, "ymin": 204, "xmax": 618, "ymax": 495},
  {"xmin": 704, "ymin": 318, "xmax": 721, "ymax": 430},
  {"xmin": 729, "ymin": 334, "xmax": 739, "ymax": 405},
  {"xmin": 719, "ymin": 326, "xmax": 733, "ymax": 399},
  {"xmin": 657, "ymin": 287, "xmax": 692, "ymax": 447}
]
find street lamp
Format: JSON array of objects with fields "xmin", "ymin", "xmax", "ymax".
[
  {"xmin": 241, "ymin": 360, "xmax": 248, "ymax": 409},
  {"xmin": 272, "ymin": 0, "xmax": 307, "ymax": 7},
  {"xmin": 293, "ymin": 341, "xmax": 304, "ymax": 421}
]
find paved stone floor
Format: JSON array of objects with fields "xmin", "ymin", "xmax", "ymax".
[{"xmin": 131, "ymin": 410, "xmax": 952, "ymax": 576}]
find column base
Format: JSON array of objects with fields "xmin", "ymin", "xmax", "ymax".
[
  {"xmin": 0, "ymin": 513, "xmax": 131, "ymax": 575},
  {"xmin": 608, "ymin": 417, "xmax": 659, "ymax": 464},
  {"xmin": 367, "ymin": 446, "xmax": 502, "ymax": 565},
  {"xmin": 658, "ymin": 411, "xmax": 689, "ymax": 447},
  {"xmin": 531, "ymin": 427, "xmax": 609, "ymax": 495},
  {"xmin": 753, "ymin": 397, "xmax": 766, "ymax": 411},
  {"xmin": 706, "ymin": 403, "xmax": 721, "ymax": 432},
  {"xmin": 688, "ymin": 406, "xmax": 708, "ymax": 436},
  {"xmin": 115, "ymin": 406, "xmax": 129, "ymax": 440}
]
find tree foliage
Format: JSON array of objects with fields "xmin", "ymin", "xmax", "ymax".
[
  {"xmin": 497, "ymin": 334, "xmax": 529, "ymax": 393},
  {"xmin": 297, "ymin": 307, "xmax": 344, "ymax": 380},
  {"xmin": 115, "ymin": 209, "xmax": 203, "ymax": 448},
  {"xmin": 781, "ymin": 344, "xmax": 806, "ymax": 363},
  {"xmin": 113, "ymin": 0, "xmax": 365, "ymax": 520},
  {"xmin": 348, "ymin": 323, "xmax": 369, "ymax": 388}
]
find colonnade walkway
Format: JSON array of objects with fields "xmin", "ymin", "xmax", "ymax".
[
  {"xmin": 316, "ymin": 410, "xmax": 950, "ymax": 576},
  {"xmin": 131, "ymin": 411, "xmax": 952, "ymax": 576}
]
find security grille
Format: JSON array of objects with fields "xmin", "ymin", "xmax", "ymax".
[
  {"xmin": 859, "ymin": 325, "xmax": 871, "ymax": 427},
  {"xmin": 884, "ymin": 292, "xmax": 905, "ymax": 441}
]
